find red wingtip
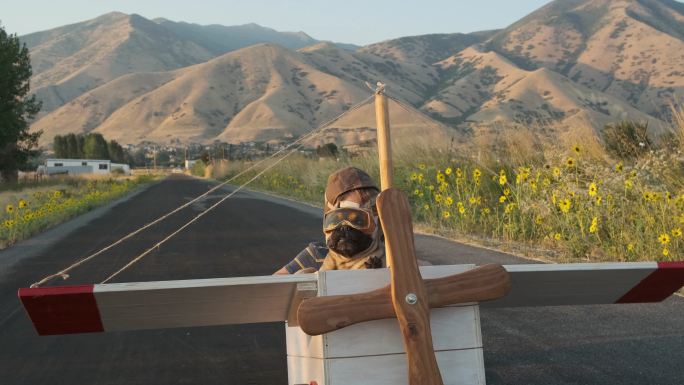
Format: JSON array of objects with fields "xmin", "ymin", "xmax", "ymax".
[{"xmin": 18, "ymin": 285, "xmax": 104, "ymax": 335}]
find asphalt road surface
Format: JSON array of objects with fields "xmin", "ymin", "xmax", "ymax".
[{"xmin": 1, "ymin": 175, "xmax": 682, "ymax": 385}]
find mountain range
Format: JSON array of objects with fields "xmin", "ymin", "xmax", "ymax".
[{"xmin": 22, "ymin": 0, "xmax": 684, "ymax": 148}]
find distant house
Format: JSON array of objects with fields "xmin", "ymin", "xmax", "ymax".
[{"xmin": 42, "ymin": 159, "xmax": 130, "ymax": 176}]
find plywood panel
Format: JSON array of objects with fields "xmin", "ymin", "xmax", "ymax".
[
  {"xmin": 287, "ymin": 349, "xmax": 485, "ymax": 385},
  {"xmin": 287, "ymin": 306, "xmax": 482, "ymax": 358}
]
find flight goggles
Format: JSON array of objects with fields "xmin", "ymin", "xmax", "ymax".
[{"xmin": 323, "ymin": 207, "xmax": 376, "ymax": 234}]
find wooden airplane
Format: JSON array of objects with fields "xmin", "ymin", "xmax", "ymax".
[{"xmin": 18, "ymin": 88, "xmax": 684, "ymax": 385}]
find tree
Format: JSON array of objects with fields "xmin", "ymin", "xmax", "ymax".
[
  {"xmin": 0, "ymin": 24, "xmax": 42, "ymax": 182},
  {"xmin": 107, "ymin": 140, "xmax": 125, "ymax": 163},
  {"xmin": 64, "ymin": 133, "xmax": 79, "ymax": 158},
  {"xmin": 83, "ymin": 133, "xmax": 109, "ymax": 159},
  {"xmin": 316, "ymin": 143, "xmax": 339, "ymax": 158},
  {"xmin": 53, "ymin": 135, "xmax": 66, "ymax": 158}
]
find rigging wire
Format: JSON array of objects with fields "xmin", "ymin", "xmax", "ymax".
[{"xmin": 31, "ymin": 94, "xmax": 374, "ymax": 287}]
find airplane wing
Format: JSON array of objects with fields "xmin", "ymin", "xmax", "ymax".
[{"xmin": 19, "ymin": 262, "xmax": 684, "ymax": 336}]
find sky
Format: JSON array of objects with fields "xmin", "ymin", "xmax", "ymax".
[{"xmin": 1, "ymin": 0, "xmax": 553, "ymax": 45}]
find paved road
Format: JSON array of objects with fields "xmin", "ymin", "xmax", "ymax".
[{"xmin": 0, "ymin": 175, "xmax": 682, "ymax": 385}]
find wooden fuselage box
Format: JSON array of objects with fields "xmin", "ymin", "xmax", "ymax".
[{"xmin": 286, "ymin": 266, "xmax": 486, "ymax": 385}]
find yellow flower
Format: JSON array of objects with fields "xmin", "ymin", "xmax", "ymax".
[
  {"xmin": 410, "ymin": 173, "xmax": 418, "ymax": 181},
  {"xmin": 5, "ymin": 204, "xmax": 14, "ymax": 214},
  {"xmin": 553, "ymin": 167, "xmax": 561, "ymax": 178},
  {"xmin": 413, "ymin": 189, "xmax": 420, "ymax": 196},
  {"xmin": 535, "ymin": 216, "xmax": 542, "ymax": 225},
  {"xmin": 663, "ymin": 248, "xmax": 670, "ymax": 257},
  {"xmin": 423, "ymin": 204, "xmax": 430, "ymax": 210},
  {"xmin": 439, "ymin": 183, "xmax": 448, "ymax": 192},
  {"xmin": 418, "ymin": 163, "xmax": 426, "ymax": 170},
  {"xmin": 53, "ymin": 191, "xmax": 62, "ymax": 199},
  {"xmin": 588, "ymin": 182, "xmax": 598, "ymax": 197},
  {"xmin": 472, "ymin": 169, "xmax": 481, "ymax": 184},
  {"xmin": 437, "ymin": 173, "xmax": 445, "ymax": 183},
  {"xmin": 456, "ymin": 168, "xmax": 463, "ymax": 178},
  {"xmin": 627, "ymin": 243, "xmax": 635, "ymax": 252},
  {"xmin": 469, "ymin": 197, "xmax": 477, "ymax": 205},
  {"xmin": 499, "ymin": 195, "xmax": 507, "ymax": 203},
  {"xmin": 573, "ymin": 145, "xmax": 581, "ymax": 154},
  {"xmin": 589, "ymin": 217, "xmax": 598, "ymax": 233},
  {"xmin": 18, "ymin": 199, "xmax": 28, "ymax": 209},
  {"xmin": 566, "ymin": 157, "xmax": 575, "ymax": 168},
  {"xmin": 503, "ymin": 187, "xmax": 510, "ymax": 196},
  {"xmin": 443, "ymin": 211, "xmax": 451, "ymax": 219},
  {"xmin": 624, "ymin": 179, "xmax": 633, "ymax": 189},
  {"xmin": 558, "ymin": 199, "xmax": 571, "ymax": 213},
  {"xmin": 504, "ymin": 203, "xmax": 516, "ymax": 214},
  {"xmin": 658, "ymin": 233, "xmax": 671, "ymax": 245},
  {"xmin": 554, "ymin": 233, "xmax": 562, "ymax": 241},
  {"xmin": 542, "ymin": 178, "xmax": 551, "ymax": 187},
  {"xmin": 483, "ymin": 208, "xmax": 491, "ymax": 215},
  {"xmin": 428, "ymin": 185, "xmax": 435, "ymax": 191},
  {"xmin": 615, "ymin": 162, "xmax": 623, "ymax": 173},
  {"xmin": 445, "ymin": 167, "xmax": 452, "ymax": 175},
  {"xmin": 672, "ymin": 228, "xmax": 682, "ymax": 238},
  {"xmin": 418, "ymin": 174, "xmax": 424, "ymax": 182},
  {"xmin": 680, "ymin": 213, "xmax": 684, "ymax": 223},
  {"xmin": 595, "ymin": 196, "xmax": 602, "ymax": 205},
  {"xmin": 499, "ymin": 174, "xmax": 507, "ymax": 185},
  {"xmin": 458, "ymin": 206, "xmax": 466, "ymax": 215},
  {"xmin": 445, "ymin": 196, "xmax": 454, "ymax": 206},
  {"xmin": 529, "ymin": 179, "xmax": 538, "ymax": 191},
  {"xmin": 435, "ymin": 194, "xmax": 442, "ymax": 203}
]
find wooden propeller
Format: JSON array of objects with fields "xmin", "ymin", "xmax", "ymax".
[{"xmin": 298, "ymin": 189, "xmax": 511, "ymax": 384}]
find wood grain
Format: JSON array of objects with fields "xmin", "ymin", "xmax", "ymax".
[
  {"xmin": 377, "ymin": 188, "xmax": 443, "ymax": 385},
  {"xmin": 297, "ymin": 264, "xmax": 510, "ymax": 335},
  {"xmin": 375, "ymin": 91, "xmax": 393, "ymax": 191}
]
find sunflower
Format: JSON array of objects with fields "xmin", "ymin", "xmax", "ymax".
[
  {"xmin": 554, "ymin": 233, "xmax": 562, "ymax": 241},
  {"xmin": 553, "ymin": 167, "xmax": 561, "ymax": 178},
  {"xmin": 588, "ymin": 182, "xmax": 598, "ymax": 197},
  {"xmin": 418, "ymin": 163, "xmax": 426, "ymax": 170},
  {"xmin": 499, "ymin": 195, "xmax": 507, "ymax": 203},
  {"xmin": 499, "ymin": 174, "xmax": 507, "ymax": 185},
  {"xmin": 18, "ymin": 199, "xmax": 28, "ymax": 209},
  {"xmin": 573, "ymin": 145, "xmax": 581, "ymax": 154},
  {"xmin": 445, "ymin": 167, "xmax": 452, "ymax": 175},
  {"xmin": 558, "ymin": 199, "xmax": 571, "ymax": 213},
  {"xmin": 5, "ymin": 204, "xmax": 14, "ymax": 214},
  {"xmin": 615, "ymin": 162, "xmax": 623, "ymax": 173},
  {"xmin": 624, "ymin": 179, "xmax": 634, "ymax": 189},
  {"xmin": 672, "ymin": 228, "xmax": 682, "ymax": 238},
  {"xmin": 443, "ymin": 211, "xmax": 451, "ymax": 219},
  {"xmin": 658, "ymin": 233, "xmax": 671, "ymax": 245},
  {"xmin": 663, "ymin": 248, "xmax": 670, "ymax": 257},
  {"xmin": 473, "ymin": 169, "xmax": 481, "ymax": 179},
  {"xmin": 589, "ymin": 217, "xmax": 598, "ymax": 233},
  {"xmin": 566, "ymin": 157, "xmax": 575, "ymax": 168},
  {"xmin": 444, "ymin": 196, "xmax": 453, "ymax": 206},
  {"xmin": 410, "ymin": 173, "xmax": 418, "ymax": 181}
]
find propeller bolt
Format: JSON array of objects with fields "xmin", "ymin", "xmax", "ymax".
[{"xmin": 405, "ymin": 293, "xmax": 418, "ymax": 305}]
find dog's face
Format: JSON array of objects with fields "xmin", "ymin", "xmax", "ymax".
[{"xmin": 325, "ymin": 225, "xmax": 374, "ymax": 258}]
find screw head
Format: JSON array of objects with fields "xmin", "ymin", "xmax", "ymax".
[{"xmin": 405, "ymin": 293, "xmax": 418, "ymax": 305}]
